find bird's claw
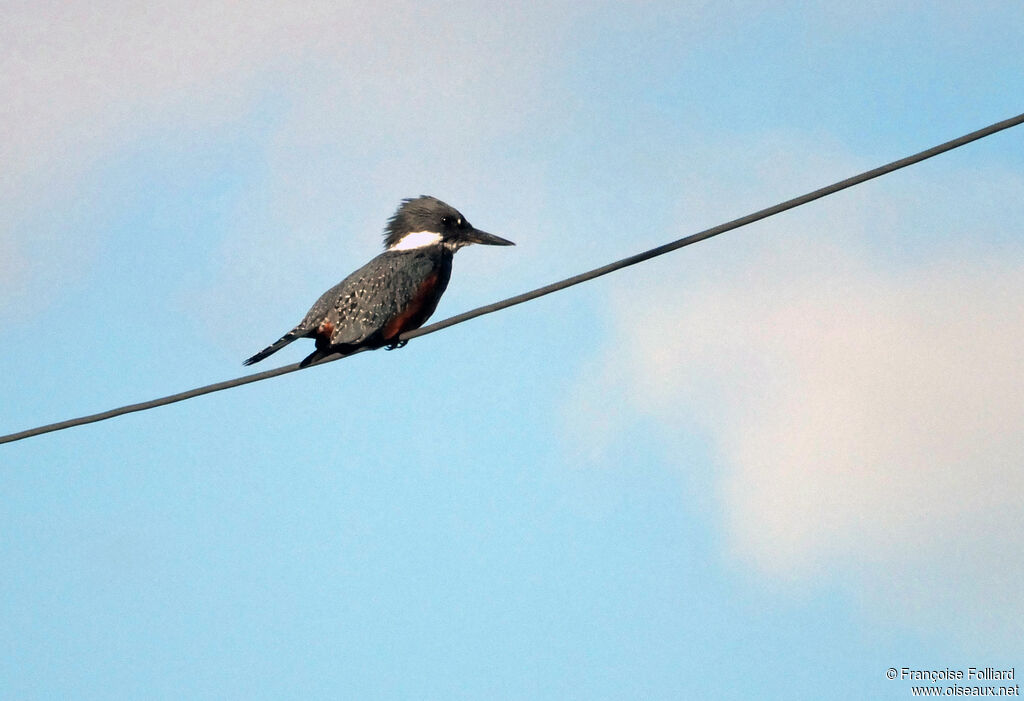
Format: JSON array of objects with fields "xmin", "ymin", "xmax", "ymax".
[{"xmin": 385, "ymin": 340, "xmax": 409, "ymax": 351}]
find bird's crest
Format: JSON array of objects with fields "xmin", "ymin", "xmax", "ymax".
[{"xmin": 383, "ymin": 195, "xmax": 463, "ymax": 249}]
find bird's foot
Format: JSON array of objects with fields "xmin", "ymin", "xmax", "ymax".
[{"xmin": 385, "ymin": 340, "xmax": 409, "ymax": 351}]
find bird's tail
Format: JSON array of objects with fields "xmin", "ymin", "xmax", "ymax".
[
  {"xmin": 299, "ymin": 342, "xmax": 360, "ymax": 368},
  {"xmin": 243, "ymin": 331, "xmax": 301, "ymax": 366},
  {"xmin": 298, "ymin": 349, "xmax": 329, "ymax": 368}
]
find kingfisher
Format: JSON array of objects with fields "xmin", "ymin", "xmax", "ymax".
[{"xmin": 243, "ymin": 196, "xmax": 514, "ymax": 368}]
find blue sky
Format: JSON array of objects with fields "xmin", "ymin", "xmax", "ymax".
[{"xmin": 2, "ymin": 2, "xmax": 1023, "ymax": 699}]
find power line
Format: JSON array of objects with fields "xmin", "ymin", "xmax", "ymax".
[{"xmin": 3, "ymin": 111, "xmax": 1023, "ymax": 446}]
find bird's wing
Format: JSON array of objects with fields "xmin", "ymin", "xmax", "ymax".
[{"xmin": 323, "ymin": 252, "xmax": 440, "ymax": 346}]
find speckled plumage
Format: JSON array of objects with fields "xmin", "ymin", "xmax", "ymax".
[{"xmin": 243, "ymin": 196, "xmax": 513, "ymax": 368}]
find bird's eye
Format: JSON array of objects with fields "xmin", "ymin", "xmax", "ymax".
[{"xmin": 440, "ymin": 216, "xmax": 452, "ymax": 226}]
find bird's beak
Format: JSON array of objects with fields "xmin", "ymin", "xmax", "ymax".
[{"xmin": 463, "ymin": 228, "xmax": 515, "ymax": 246}]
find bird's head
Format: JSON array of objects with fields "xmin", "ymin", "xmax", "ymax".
[{"xmin": 384, "ymin": 196, "xmax": 515, "ymax": 252}]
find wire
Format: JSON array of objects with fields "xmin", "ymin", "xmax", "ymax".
[{"xmin": 3, "ymin": 111, "xmax": 1023, "ymax": 446}]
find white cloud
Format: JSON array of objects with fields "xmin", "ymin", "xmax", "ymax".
[
  {"xmin": 568, "ymin": 144, "xmax": 1024, "ymax": 646},
  {"xmin": 0, "ymin": 1, "xmax": 581, "ymax": 324}
]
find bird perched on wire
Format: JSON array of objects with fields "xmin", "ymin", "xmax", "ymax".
[{"xmin": 244, "ymin": 196, "xmax": 515, "ymax": 368}]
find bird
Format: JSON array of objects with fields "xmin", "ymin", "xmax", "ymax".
[{"xmin": 243, "ymin": 196, "xmax": 515, "ymax": 368}]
